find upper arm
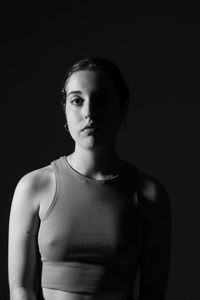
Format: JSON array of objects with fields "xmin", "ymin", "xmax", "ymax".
[
  {"xmin": 138, "ymin": 177, "xmax": 172, "ymax": 300},
  {"xmin": 8, "ymin": 172, "xmax": 42, "ymax": 294}
]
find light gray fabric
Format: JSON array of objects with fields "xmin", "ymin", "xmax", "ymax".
[{"xmin": 38, "ymin": 156, "xmax": 143, "ymax": 293}]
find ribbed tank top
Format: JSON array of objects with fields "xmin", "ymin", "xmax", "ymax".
[{"xmin": 37, "ymin": 156, "xmax": 144, "ymax": 294}]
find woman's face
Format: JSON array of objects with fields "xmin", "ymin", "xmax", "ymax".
[{"xmin": 65, "ymin": 69, "xmax": 124, "ymax": 151}]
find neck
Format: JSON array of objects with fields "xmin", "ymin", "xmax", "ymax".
[{"xmin": 68, "ymin": 143, "xmax": 121, "ymax": 180}]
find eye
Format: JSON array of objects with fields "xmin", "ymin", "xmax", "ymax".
[{"xmin": 71, "ymin": 98, "xmax": 83, "ymax": 106}]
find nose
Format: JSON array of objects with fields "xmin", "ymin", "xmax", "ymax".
[{"xmin": 83, "ymin": 100, "xmax": 97, "ymax": 119}]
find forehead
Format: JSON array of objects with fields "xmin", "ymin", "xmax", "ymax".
[{"xmin": 66, "ymin": 70, "xmax": 116, "ymax": 94}]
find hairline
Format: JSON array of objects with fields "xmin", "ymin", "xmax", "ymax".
[{"xmin": 65, "ymin": 67, "xmax": 112, "ymax": 88}]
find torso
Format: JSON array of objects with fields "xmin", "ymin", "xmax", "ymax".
[{"xmin": 35, "ymin": 159, "xmax": 157, "ymax": 300}]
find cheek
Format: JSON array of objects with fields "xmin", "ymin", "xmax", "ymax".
[{"xmin": 65, "ymin": 109, "xmax": 82, "ymax": 132}]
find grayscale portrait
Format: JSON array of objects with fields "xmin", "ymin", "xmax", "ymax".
[{"xmin": 3, "ymin": 11, "xmax": 198, "ymax": 300}]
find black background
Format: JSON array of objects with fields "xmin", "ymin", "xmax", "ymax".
[{"xmin": 2, "ymin": 6, "xmax": 200, "ymax": 300}]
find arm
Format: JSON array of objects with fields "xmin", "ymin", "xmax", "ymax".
[
  {"xmin": 138, "ymin": 179, "xmax": 171, "ymax": 300},
  {"xmin": 8, "ymin": 173, "xmax": 41, "ymax": 300}
]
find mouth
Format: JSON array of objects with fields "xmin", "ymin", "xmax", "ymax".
[
  {"xmin": 82, "ymin": 125, "xmax": 98, "ymax": 131},
  {"xmin": 82, "ymin": 127, "xmax": 98, "ymax": 132},
  {"xmin": 81, "ymin": 125, "xmax": 100, "ymax": 134}
]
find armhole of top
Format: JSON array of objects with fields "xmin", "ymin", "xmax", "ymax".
[
  {"xmin": 133, "ymin": 166, "xmax": 143, "ymax": 210},
  {"xmin": 134, "ymin": 168, "xmax": 146, "ymax": 223},
  {"xmin": 40, "ymin": 162, "xmax": 58, "ymax": 222}
]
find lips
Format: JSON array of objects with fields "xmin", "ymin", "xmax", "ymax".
[
  {"xmin": 83, "ymin": 127, "xmax": 98, "ymax": 133},
  {"xmin": 81, "ymin": 123, "xmax": 101, "ymax": 135},
  {"xmin": 82, "ymin": 124, "xmax": 98, "ymax": 131}
]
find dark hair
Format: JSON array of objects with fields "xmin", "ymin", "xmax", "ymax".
[{"xmin": 61, "ymin": 57, "xmax": 130, "ymax": 116}]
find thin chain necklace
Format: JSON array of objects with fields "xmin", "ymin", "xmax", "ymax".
[{"xmin": 68, "ymin": 154, "xmax": 120, "ymax": 180}]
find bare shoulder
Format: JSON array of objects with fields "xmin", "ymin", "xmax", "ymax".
[
  {"xmin": 17, "ymin": 164, "xmax": 54, "ymax": 193},
  {"xmin": 137, "ymin": 170, "xmax": 170, "ymax": 208},
  {"xmin": 12, "ymin": 164, "xmax": 55, "ymax": 212}
]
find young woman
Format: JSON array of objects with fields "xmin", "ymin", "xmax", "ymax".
[{"xmin": 8, "ymin": 57, "xmax": 171, "ymax": 300}]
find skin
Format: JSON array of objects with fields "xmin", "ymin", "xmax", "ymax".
[
  {"xmin": 8, "ymin": 69, "xmax": 171, "ymax": 300},
  {"xmin": 64, "ymin": 69, "xmax": 125, "ymax": 180}
]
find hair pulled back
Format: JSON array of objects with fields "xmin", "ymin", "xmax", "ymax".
[{"xmin": 61, "ymin": 57, "xmax": 130, "ymax": 117}]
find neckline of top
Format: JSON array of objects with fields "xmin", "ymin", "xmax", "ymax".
[{"xmin": 62, "ymin": 155, "xmax": 125, "ymax": 184}]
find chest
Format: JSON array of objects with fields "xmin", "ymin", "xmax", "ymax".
[{"xmin": 38, "ymin": 184, "xmax": 143, "ymax": 265}]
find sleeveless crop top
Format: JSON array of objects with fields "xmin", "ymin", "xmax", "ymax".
[{"xmin": 37, "ymin": 156, "xmax": 144, "ymax": 294}]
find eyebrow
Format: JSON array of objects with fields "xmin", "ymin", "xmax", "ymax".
[{"xmin": 67, "ymin": 88, "xmax": 113, "ymax": 97}]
